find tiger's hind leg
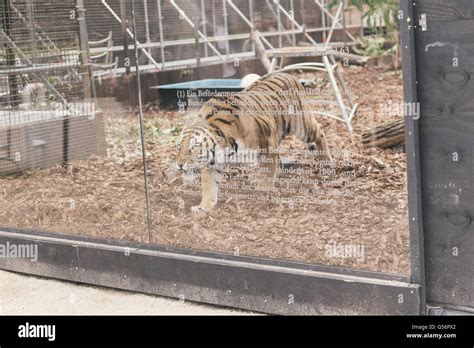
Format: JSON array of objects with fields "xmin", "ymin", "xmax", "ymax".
[
  {"xmin": 192, "ymin": 167, "xmax": 221, "ymax": 213},
  {"xmin": 304, "ymin": 118, "xmax": 333, "ymax": 162},
  {"xmin": 308, "ymin": 134, "xmax": 332, "ymax": 162}
]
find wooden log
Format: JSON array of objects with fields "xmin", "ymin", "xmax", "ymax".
[{"xmin": 362, "ymin": 118, "xmax": 405, "ymax": 148}]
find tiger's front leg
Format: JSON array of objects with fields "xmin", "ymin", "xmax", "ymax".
[
  {"xmin": 192, "ymin": 167, "xmax": 221, "ymax": 213},
  {"xmin": 256, "ymin": 152, "xmax": 280, "ymax": 190}
]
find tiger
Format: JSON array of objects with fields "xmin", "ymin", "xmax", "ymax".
[{"xmin": 175, "ymin": 72, "xmax": 332, "ymax": 213}]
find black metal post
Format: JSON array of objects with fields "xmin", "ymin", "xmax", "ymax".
[
  {"xmin": 400, "ymin": 0, "xmax": 426, "ymax": 314},
  {"xmin": 62, "ymin": 114, "xmax": 69, "ymax": 166}
]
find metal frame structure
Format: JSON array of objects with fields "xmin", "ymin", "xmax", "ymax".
[
  {"xmin": 231, "ymin": 0, "xmax": 357, "ymax": 131},
  {"xmin": 275, "ymin": 62, "xmax": 358, "ymax": 129}
]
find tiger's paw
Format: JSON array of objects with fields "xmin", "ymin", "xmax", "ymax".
[
  {"xmin": 191, "ymin": 203, "xmax": 215, "ymax": 214},
  {"xmin": 308, "ymin": 143, "xmax": 318, "ymax": 151},
  {"xmin": 191, "ymin": 205, "xmax": 206, "ymax": 214}
]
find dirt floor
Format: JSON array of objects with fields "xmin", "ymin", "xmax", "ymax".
[{"xmin": 0, "ymin": 66, "xmax": 410, "ymax": 275}]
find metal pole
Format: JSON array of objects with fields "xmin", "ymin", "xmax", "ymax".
[
  {"xmin": 73, "ymin": 0, "xmax": 94, "ymax": 166},
  {"xmin": 77, "ymin": 0, "xmax": 92, "ymax": 99},
  {"xmin": 77, "ymin": 0, "xmax": 98, "ymax": 115},
  {"xmin": 227, "ymin": 0, "xmax": 274, "ymax": 49},
  {"xmin": 102, "ymin": 0, "xmax": 161, "ymax": 70},
  {"xmin": 321, "ymin": 0, "xmax": 327, "ymax": 42},
  {"xmin": 300, "ymin": 0, "xmax": 305, "ymax": 44},
  {"xmin": 342, "ymin": 0, "xmax": 347, "ymax": 48},
  {"xmin": 25, "ymin": 0, "xmax": 37, "ymax": 59},
  {"xmin": 131, "ymin": 0, "xmax": 153, "ymax": 243},
  {"xmin": 315, "ymin": 0, "xmax": 357, "ymax": 42},
  {"xmin": 212, "ymin": 0, "xmax": 217, "ymax": 36},
  {"xmin": 2, "ymin": 0, "xmax": 19, "ymax": 108},
  {"xmin": 168, "ymin": 0, "xmax": 224, "ymax": 60},
  {"xmin": 290, "ymin": 0, "xmax": 296, "ymax": 45},
  {"xmin": 0, "ymin": 62, "xmax": 80, "ymax": 75},
  {"xmin": 271, "ymin": 0, "xmax": 317, "ymax": 45},
  {"xmin": 143, "ymin": 0, "xmax": 152, "ymax": 64},
  {"xmin": 194, "ymin": 16, "xmax": 201, "ymax": 72},
  {"xmin": 249, "ymin": 0, "xmax": 255, "ymax": 54},
  {"xmin": 156, "ymin": 0, "xmax": 166, "ymax": 67},
  {"xmin": 222, "ymin": 0, "xmax": 230, "ymax": 56},
  {"xmin": 276, "ymin": 0, "xmax": 283, "ymax": 48},
  {"xmin": 399, "ymin": 0, "xmax": 426, "ymax": 313},
  {"xmin": 265, "ymin": 0, "xmax": 292, "ymax": 46},
  {"xmin": 323, "ymin": 55, "xmax": 352, "ymax": 132},
  {"xmin": 325, "ymin": 1, "xmax": 343, "ymax": 47},
  {"xmin": 227, "ymin": 0, "xmax": 252, "ymax": 28},
  {"xmin": 201, "ymin": 0, "xmax": 209, "ymax": 57},
  {"xmin": 120, "ymin": 0, "xmax": 131, "ymax": 74}
]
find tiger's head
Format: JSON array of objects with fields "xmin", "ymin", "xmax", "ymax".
[{"xmin": 175, "ymin": 125, "xmax": 217, "ymax": 173}]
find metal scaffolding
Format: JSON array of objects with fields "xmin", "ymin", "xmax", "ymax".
[
  {"xmin": 84, "ymin": 0, "xmax": 361, "ymax": 130},
  {"xmin": 84, "ymin": 0, "xmax": 363, "ymax": 74}
]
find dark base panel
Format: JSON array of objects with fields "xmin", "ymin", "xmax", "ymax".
[
  {"xmin": 427, "ymin": 303, "xmax": 474, "ymax": 316},
  {"xmin": 0, "ymin": 230, "xmax": 421, "ymax": 315}
]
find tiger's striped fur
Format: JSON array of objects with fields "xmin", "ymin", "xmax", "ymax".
[{"xmin": 175, "ymin": 72, "xmax": 332, "ymax": 213}]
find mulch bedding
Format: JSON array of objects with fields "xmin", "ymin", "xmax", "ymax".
[{"xmin": 0, "ymin": 66, "xmax": 410, "ymax": 275}]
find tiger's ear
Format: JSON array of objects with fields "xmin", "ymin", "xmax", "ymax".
[{"xmin": 241, "ymin": 73, "xmax": 261, "ymax": 88}]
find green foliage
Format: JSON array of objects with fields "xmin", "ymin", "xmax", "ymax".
[
  {"xmin": 352, "ymin": 36, "xmax": 393, "ymax": 57},
  {"xmin": 330, "ymin": 0, "xmax": 399, "ymax": 35}
]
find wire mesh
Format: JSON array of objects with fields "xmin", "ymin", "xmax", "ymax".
[
  {"xmin": 0, "ymin": 0, "xmax": 99, "ymax": 174},
  {"xmin": 0, "ymin": 0, "xmax": 150, "ymax": 243}
]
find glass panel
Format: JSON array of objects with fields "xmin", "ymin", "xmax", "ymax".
[
  {"xmin": 140, "ymin": 0, "xmax": 411, "ymax": 275},
  {"xmin": 0, "ymin": 0, "xmax": 148, "ymax": 243},
  {"xmin": 0, "ymin": 0, "xmax": 410, "ymax": 275}
]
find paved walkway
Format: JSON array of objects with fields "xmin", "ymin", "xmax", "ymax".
[{"xmin": 0, "ymin": 270, "xmax": 254, "ymax": 315}]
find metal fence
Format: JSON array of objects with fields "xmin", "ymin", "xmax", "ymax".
[{"xmin": 0, "ymin": 0, "xmax": 103, "ymax": 175}]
